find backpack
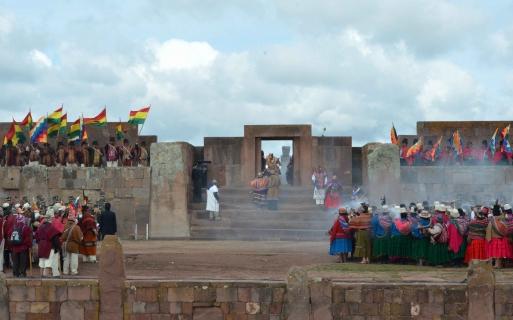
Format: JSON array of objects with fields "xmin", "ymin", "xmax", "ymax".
[{"xmin": 10, "ymin": 226, "xmax": 24, "ymax": 245}]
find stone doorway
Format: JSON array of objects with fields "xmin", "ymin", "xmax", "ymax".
[
  {"xmin": 241, "ymin": 125, "xmax": 312, "ymax": 186},
  {"xmin": 260, "ymin": 139, "xmax": 294, "ymax": 185}
]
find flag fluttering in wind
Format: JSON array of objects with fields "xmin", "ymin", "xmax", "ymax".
[
  {"xmin": 390, "ymin": 124, "xmax": 399, "ymax": 145},
  {"xmin": 490, "ymin": 128, "xmax": 499, "ymax": 155},
  {"xmin": 47, "ymin": 107, "xmax": 63, "ymax": 125},
  {"xmin": 59, "ymin": 114, "xmax": 67, "ymax": 135},
  {"xmin": 128, "ymin": 106, "xmax": 150, "ymax": 125},
  {"xmin": 115, "ymin": 123, "xmax": 124, "ymax": 141},
  {"xmin": 68, "ymin": 118, "xmax": 82, "ymax": 142},
  {"xmin": 30, "ymin": 116, "xmax": 48, "ymax": 143},
  {"xmin": 406, "ymin": 137, "xmax": 423, "ymax": 158},
  {"xmin": 426, "ymin": 136, "xmax": 443, "ymax": 161},
  {"xmin": 501, "ymin": 125, "xmax": 512, "ymax": 156},
  {"xmin": 3, "ymin": 121, "xmax": 25, "ymax": 146},
  {"xmin": 20, "ymin": 112, "xmax": 33, "ymax": 129},
  {"xmin": 452, "ymin": 130, "xmax": 463, "ymax": 156},
  {"xmin": 84, "ymin": 108, "xmax": 107, "ymax": 126},
  {"xmin": 81, "ymin": 125, "xmax": 88, "ymax": 141}
]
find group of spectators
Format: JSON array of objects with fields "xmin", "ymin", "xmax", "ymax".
[
  {"xmin": 400, "ymin": 138, "xmax": 513, "ymax": 166},
  {"xmin": 0, "ymin": 199, "xmax": 117, "ymax": 278},
  {"xmin": 0, "ymin": 137, "xmax": 149, "ymax": 167},
  {"xmin": 329, "ymin": 201, "xmax": 513, "ymax": 268}
]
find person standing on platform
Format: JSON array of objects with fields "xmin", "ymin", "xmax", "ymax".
[
  {"xmin": 105, "ymin": 137, "xmax": 119, "ymax": 167},
  {"xmin": 35, "ymin": 209, "xmax": 61, "ymax": 278},
  {"xmin": 60, "ymin": 216, "xmax": 83, "ymax": 275},
  {"xmin": 79, "ymin": 206, "xmax": 98, "ymax": 263},
  {"xmin": 447, "ymin": 208, "xmax": 469, "ymax": 266},
  {"xmin": 324, "ymin": 175, "xmax": 342, "ymax": 210},
  {"xmin": 206, "ymin": 180, "xmax": 221, "ymax": 220},
  {"xmin": 312, "ymin": 166, "xmax": 328, "ymax": 206},
  {"xmin": 465, "ymin": 207, "xmax": 489, "ymax": 263},
  {"xmin": 412, "ymin": 210, "xmax": 432, "ymax": 266},
  {"xmin": 329, "ymin": 208, "xmax": 353, "ymax": 263},
  {"xmin": 486, "ymin": 204, "xmax": 513, "ymax": 269},
  {"xmin": 389, "ymin": 207, "xmax": 412, "ymax": 263},
  {"xmin": 98, "ymin": 203, "xmax": 117, "ymax": 240},
  {"xmin": 267, "ymin": 170, "xmax": 281, "ymax": 210},
  {"xmin": 371, "ymin": 205, "xmax": 392, "ymax": 262},
  {"xmin": 10, "ymin": 214, "xmax": 32, "ymax": 278}
]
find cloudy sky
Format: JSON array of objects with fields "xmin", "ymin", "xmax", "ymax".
[{"xmin": 1, "ymin": 1, "xmax": 513, "ymax": 146}]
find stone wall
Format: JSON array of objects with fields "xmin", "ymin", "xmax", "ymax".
[
  {"xmin": 0, "ymin": 166, "xmax": 150, "ymax": 239},
  {"xmin": 400, "ymin": 166, "xmax": 513, "ymax": 204},
  {"xmin": 312, "ymin": 137, "xmax": 352, "ymax": 189},
  {"xmin": 204, "ymin": 137, "xmax": 243, "ymax": 187}
]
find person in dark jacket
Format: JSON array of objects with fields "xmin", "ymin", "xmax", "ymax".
[
  {"xmin": 98, "ymin": 203, "xmax": 117, "ymax": 240},
  {"xmin": 11, "ymin": 214, "xmax": 32, "ymax": 278}
]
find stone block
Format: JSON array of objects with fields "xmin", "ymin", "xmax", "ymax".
[
  {"xmin": 30, "ymin": 302, "xmax": 50, "ymax": 313},
  {"xmin": 9, "ymin": 286, "xmax": 35, "ymax": 302},
  {"xmin": 310, "ymin": 279, "xmax": 332, "ymax": 320},
  {"xmin": 238, "ymin": 288, "xmax": 251, "ymax": 302},
  {"xmin": 169, "ymin": 302, "xmax": 182, "ymax": 314},
  {"xmin": 168, "ymin": 288, "xmax": 194, "ymax": 302},
  {"xmin": 192, "ymin": 307, "xmax": 223, "ymax": 320},
  {"xmin": 468, "ymin": 260, "xmax": 495, "ymax": 320},
  {"xmin": 246, "ymin": 302, "xmax": 261, "ymax": 315},
  {"xmin": 216, "ymin": 287, "xmax": 238, "ymax": 302},
  {"xmin": 271, "ymin": 287, "xmax": 285, "ymax": 303},
  {"xmin": 194, "ymin": 287, "xmax": 216, "ymax": 303},
  {"xmin": 60, "ymin": 301, "xmax": 84, "ymax": 320},
  {"xmin": 99, "ymin": 235, "xmax": 126, "ymax": 320},
  {"xmin": 135, "ymin": 287, "xmax": 158, "ymax": 302},
  {"xmin": 49, "ymin": 286, "xmax": 67, "ymax": 302},
  {"xmin": 345, "ymin": 289, "xmax": 362, "ymax": 303},
  {"xmin": 3, "ymin": 167, "xmax": 21, "ymax": 189},
  {"xmin": 284, "ymin": 267, "xmax": 310, "ymax": 320},
  {"xmin": 68, "ymin": 286, "xmax": 91, "ymax": 301},
  {"xmin": 367, "ymin": 144, "xmax": 400, "ymax": 204}
]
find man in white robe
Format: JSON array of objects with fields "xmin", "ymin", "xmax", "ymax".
[{"xmin": 206, "ymin": 180, "xmax": 220, "ymax": 220}]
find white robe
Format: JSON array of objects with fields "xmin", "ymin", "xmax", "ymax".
[{"xmin": 206, "ymin": 185, "xmax": 219, "ymax": 212}]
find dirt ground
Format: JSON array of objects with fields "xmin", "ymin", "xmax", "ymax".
[{"xmin": 8, "ymin": 240, "xmax": 513, "ymax": 282}]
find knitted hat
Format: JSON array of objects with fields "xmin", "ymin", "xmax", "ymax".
[{"xmin": 419, "ymin": 210, "xmax": 431, "ymax": 219}]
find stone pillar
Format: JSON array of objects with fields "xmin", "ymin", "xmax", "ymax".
[
  {"xmin": 310, "ymin": 278, "xmax": 333, "ymax": 320},
  {"xmin": 99, "ymin": 235, "xmax": 126, "ymax": 320},
  {"xmin": 150, "ymin": 142, "xmax": 193, "ymax": 238},
  {"xmin": 467, "ymin": 260, "xmax": 495, "ymax": 320},
  {"xmin": 0, "ymin": 272, "xmax": 9, "ymax": 319},
  {"xmin": 285, "ymin": 267, "xmax": 311, "ymax": 320},
  {"xmin": 366, "ymin": 143, "xmax": 400, "ymax": 205}
]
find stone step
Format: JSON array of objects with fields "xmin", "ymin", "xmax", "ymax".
[
  {"xmin": 190, "ymin": 226, "xmax": 329, "ymax": 241},
  {"xmin": 190, "ymin": 209, "xmax": 338, "ymax": 219},
  {"xmin": 190, "ymin": 217, "xmax": 332, "ymax": 230}
]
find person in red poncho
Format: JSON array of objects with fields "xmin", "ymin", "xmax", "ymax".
[
  {"xmin": 324, "ymin": 175, "xmax": 343, "ymax": 210},
  {"xmin": 3, "ymin": 203, "xmax": 16, "ymax": 271},
  {"xmin": 464, "ymin": 207, "xmax": 489, "ymax": 263},
  {"xmin": 486, "ymin": 204, "xmax": 513, "ymax": 268},
  {"xmin": 329, "ymin": 208, "xmax": 353, "ymax": 263},
  {"xmin": 79, "ymin": 206, "xmax": 98, "ymax": 263},
  {"xmin": 35, "ymin": 208, "xmax": 61, "ymax": 277},
  {"xmin": 10, "ymin": 214, "xmax": 32, "ymax": 278}
]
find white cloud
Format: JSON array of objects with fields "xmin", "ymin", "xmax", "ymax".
[
  {"xmin": 30, "ymin": 49, "xmax": 52, "ymax": 68},
  {"xmin": 151, "ymin": 39, "xmax": 218, "ymax": 72}
]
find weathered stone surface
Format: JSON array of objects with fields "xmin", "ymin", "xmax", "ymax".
[
  {"xmin": 99, "ymin": 235, "xmax": 126, "ymax": 320},
  {"xmin": 61, "ymin": 301, "xmax": 84, "ymax": 320},
  {"xmin": 192, "ymin": 307, "xmax": 223, "ymax": 320},
  {"xmin": 0, "ymin": 273, "xmax": 9, "ymax": 319},
  {"xmin": 468, "ymin": 260, "xmax": 494, "ymax": 320},
  {"xmin": 2, "ymin": 167, "xmax": 20, "ymax": 189},
  {"xmin": 366, "ymin": 143, "xmax": 400, "ymax": 204},
  {"xmin": 310, "ymin": 279, "xmax": 333, "ymax": 320},
  {"xmin": 285, "ymin": 266, "xmax": 311, "ymax": 320},
  {"xmin": 150, "ymin": 142, "xmax": 193, "ymax": 238}
]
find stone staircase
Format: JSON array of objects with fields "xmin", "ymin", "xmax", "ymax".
[{"xmin": 190, "ymin": 186, "xmax": 339, "ymax": 241}]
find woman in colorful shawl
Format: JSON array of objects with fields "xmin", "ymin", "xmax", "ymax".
[
  {"xmin": 464, "ymin": 207, "xmax": 489, "ymax": 263},
  {"xmin": 350, "ymin": 206, "xmax": 372, "ymax": 264},
  {"xmin": 324, "ymin": 175, "xmax": 342, "ymax": 210},
  {"xmin": 485, "ymin": 205, "xmax": 513, "ymax": 268},
  {"xmin": 329, "ymin": 208, "xmax": 353, "ymax": 262},
  {"xmin": 371, "ymin": 205, "xmax": 392, "ymax": 261},
  {"xmin": 426, "ymin": 215, "xmax": 450, "ymax": 266},
  {"xmin": 411, "ymin": 210, "xmax": 432, "ymax": 265},
  {"xmin": 312, "ymin": 167, "xmax": 328, "ymax": 206},
  {"xmin": 447, "ymin": 208, "xmax": 469, "ymax": 266},
  {"xmin": 389, "ymin": 208, "xmax": 412, "ymax": 261},
  {"xmin": 78, "ymin": 206, "xmax": 98, "ymax": 263}
]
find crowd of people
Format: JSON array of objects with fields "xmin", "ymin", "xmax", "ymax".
[
  {"xmin": 400, "ymin": 138, "xmax": 513, "ymax": 166},
  {"xmin": 0, "ymin": 137, "xmax": 149, "ymax": 167},
  {"xmin": 329, "ymin": 201, "xmax": 513, "ymax": 268},
  {"xmin": 0, "ymin": 198, "xmax": 117, "ymax": 277}
]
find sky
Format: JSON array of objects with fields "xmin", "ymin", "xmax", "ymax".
[{"xmin": 1, "ymin": 0, "xmax": 513, "ymax": 147}]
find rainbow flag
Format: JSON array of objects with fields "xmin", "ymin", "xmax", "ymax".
[
  {"xmin": 426, "ymin": 136, "xmax": 443, "ymax": 161},
  {"xmin": 48, "ymin": 122, "xmax": 60, "ymax": 137},
  {"xmin": 81, "ymin": 125, "xmax": 88, "ymax": 141},
  {"xmin": 128, "ymin": 106, "xmax": 150, "ymax": 125},
  {"xmin": 30, "ymin": 116, "xmax": 48, "ymax": 143},
  {"xmin": 406, "ymin": 137, "xmax": 423, "ymax": 158},
  {"xmin": 84, "ymin": 108, "xmax": 107, "ymax": 126},
  {"xmin": 390, "ymin": 124, "xmax": 399, "ymax": 145},
  {"xmin": 501, "ymin": 125, "xmax": 512, "ymax": 156},
  {"xmin": 68, "ymin": 118, "xmax": 81, "ymax": 141},
  {"xmin": 501, "ymin": 124, "xmax": 511, "ymax": 140},
  {"xmin": 48, "ymin": 107, "xmax": 63, "ymax": 125},
  {"xmin": 490, "ymin": 128, "xmax": 499, "ymax": 155},
  {"xmin": 115, "ymin": 123, "xmax": 124, "ymax": 140},
  {"xmin": 20, "ymin": 112, "xmax": 33, "ymax": 129},
  {"xmin": 59, "ymin": 114, "xmax": 67, "ymax": 135},
  {"xmin": 452, "ymin": 130, "xmax": 463, "ymax": 156},
  {"xmin": 3, "ymin": 122, "xmax": 25, "ymax": 146}
]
